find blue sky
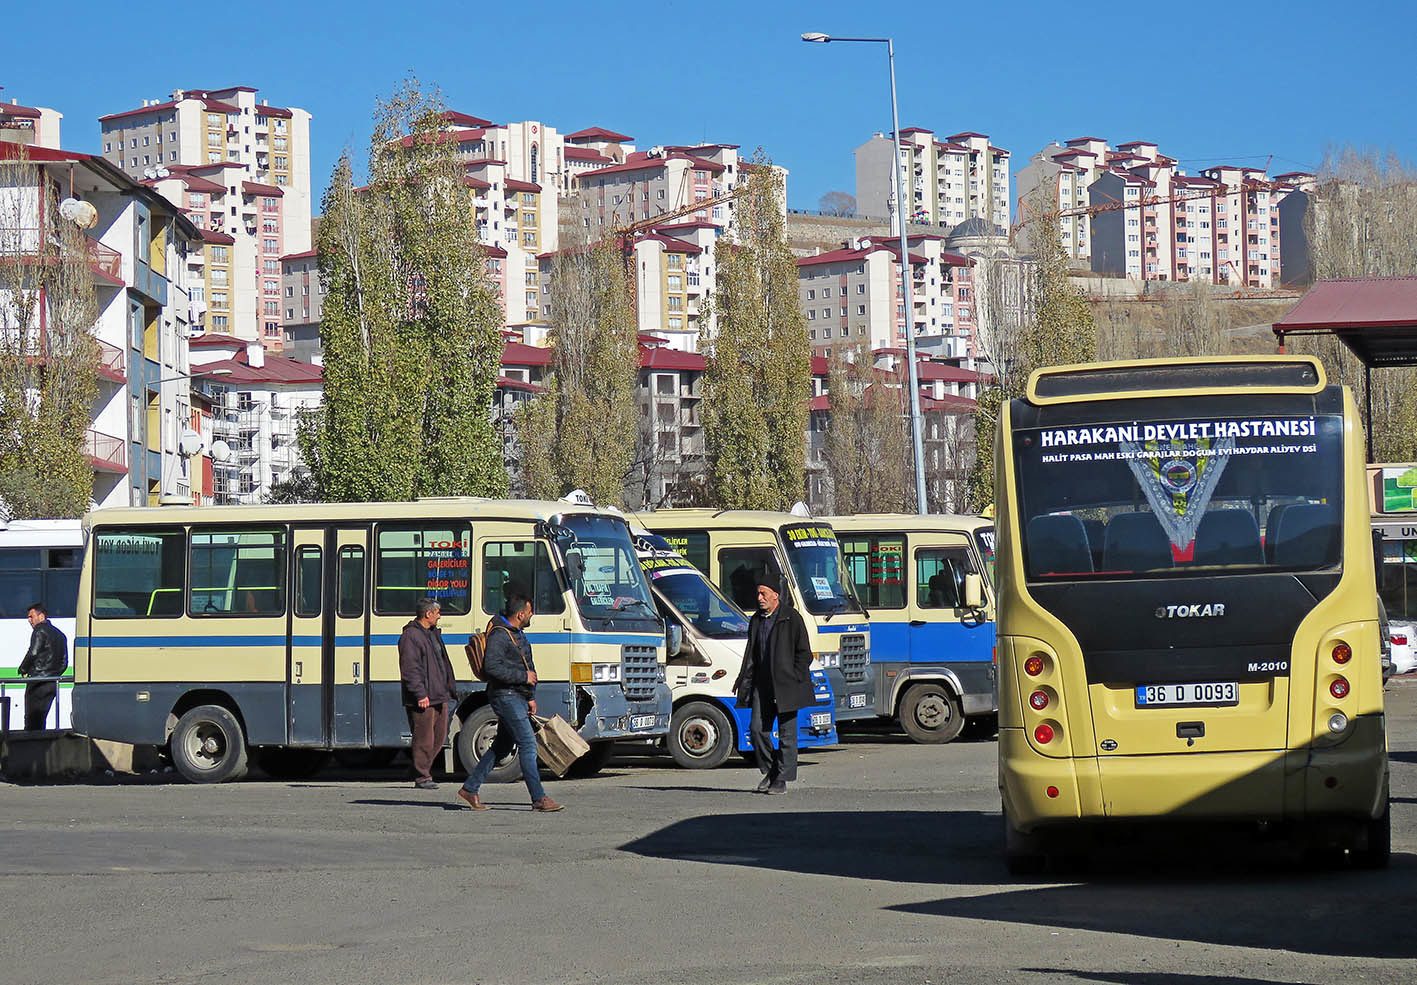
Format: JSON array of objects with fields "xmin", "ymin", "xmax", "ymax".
[{"xmin": 5, "ymin": 0, "xmax": 1413, "ymax": 217}]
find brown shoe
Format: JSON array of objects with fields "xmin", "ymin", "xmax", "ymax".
[
  {"xmin": 458, "ymin": 789, "xmax": 489, "ymax": 811},
  {"xmin": 531, "ymin": 797, "xmax": 564, "ymax": 813}
]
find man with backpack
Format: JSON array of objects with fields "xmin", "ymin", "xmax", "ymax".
[
  {"xmin": 458, "ymin": 586, "xmax": 565, "ymax": 813},
  {"xmin": 398, "ymin": 598, "xmax": 459, "ymax": 790}
]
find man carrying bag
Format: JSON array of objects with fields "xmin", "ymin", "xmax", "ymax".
[{"xmin": 458, "ymin": 585, "xmax": 565, "ymax": 813}]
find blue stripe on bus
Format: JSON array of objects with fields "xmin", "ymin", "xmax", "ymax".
[{"xmin": 818, "ymin": 623, "xmax": 868, "ymax": 634}]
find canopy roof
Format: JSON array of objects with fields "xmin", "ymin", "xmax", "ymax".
[{"xmin": 1273, "ymin": 277, "xmax": 1417, "ymax": 367}]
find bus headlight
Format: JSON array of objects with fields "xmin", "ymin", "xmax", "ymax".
[
  {"xmin": 816, "ymin": 651, "xmax": 842, "ymax": 669},
  {"xmin": 591, "ymin": 663, "xmax": 622, "ymax": 683}
]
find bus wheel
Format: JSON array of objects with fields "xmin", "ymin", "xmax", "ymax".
[
  {"xmin": 1355, "ymin": 783, "xmax": 1391, "ymax": 870},
  {"xmin": 900, "ymin": 683, "xmax": 965, "ymax": 744},
  {"xmin": 1004, "ymin": 810, "xmax": 1046, "ymax": 876},
  {"xmin": 455, "ymin": 706, "xmax": 521, "ymax": 783},
  {"xmin": 171, "ymin": 704, "xmax": 249, "ymax": 784},
  {"xmin": 256, "ymin": 748, "xmax": 329, "ymax": 780},
  {"xmin": 565, "ymin": 741, "xmax": 616, "ymax": 779},
  {"xmin": 668, "ymin": 701, "xmax": 734, "ymax": 769}
]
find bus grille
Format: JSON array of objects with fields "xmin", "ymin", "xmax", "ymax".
[
  {"xmin": 622, "ymin": 645, "xmax": 660, "ymax": 700},
  {"xmin": 841, "ymin": 634, "xmax": 868, "ymax": 683}
]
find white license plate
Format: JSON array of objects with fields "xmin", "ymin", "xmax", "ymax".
[
  {"xmin": 848, "ymin": 693, "xmax": 867, "ymax": 709},
  {"xmin": 810, "ymin": 712, "xmax": 832, "ymax": 728},
  {"xmin": 629, "ymin": 715, "xmax": 656, "ymax": 730},
  {"xmin": 1135, "ymin": 682, "xmax": 1238, "ymax": 707}
]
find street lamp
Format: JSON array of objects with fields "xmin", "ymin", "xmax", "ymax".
[{"xmin": 802, "ymin": 31, "xmax": 929, "ymax": 514}]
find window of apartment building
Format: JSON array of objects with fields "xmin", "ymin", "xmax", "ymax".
[
  {"xmin": 263, "ymin": 238, "xmax": 278, "ymax": 253},
  {"xmin": 525, "ymin": 291, "xmax": 537, "ymax": 306},
  {"xmin": 822, "ymin": 327, "xmax": 832, "ymax": 339},
  {"xmin": 839, "ymin": 307, "xmax": 847, "ymax": 317},
  {"xmin": 274, "ymin": 137, "xmax": 288, "ymax": 151},
  {"xmin": 210, "ymin": 268, "xmax": 229, "ymax": 288},
  {"xmin": 838, "ymin": 286, "xmax": 847, "ymax": 297},
  {"xmin": 522, "ymin": 232, "xmax": 536, "ymax": 246},
  {"xmin": 190, "ymin": 286, "xmax": 205, "ymax": 304},
  {"xmin": 821, "ymin": 308, "xmax": 831, "ymax": 319},
  {"xmin": 665, "ymin": 253, "xmax": 683, "ymax": 271},
  {"xmin": 264, "ymin": 301, "xmax": 279, "ymax": 316},
  {"xmin": 211, "ymin": 315, "xmax": 228, "ymax": 330},
  {"xmin": 285, "ymin": 286, "xmax": 295, "ymax": 298},
  {"xmin": 807, "ymin": 289, "xmax": 815, "ymax": 300},
  {"xmin": 274, "ymin": 156, "xmax": 288, "ymax": 170},
  {"xmin": 667, "ymin": 316, "xmax": 683, "ymax": 331},
  {"xmin": 211, "ymin": 291, "xmax": 229, "ymax": 309},
  {"xmin": 667, "ymin": 274, "xmax": 682, "ymax": 291},
  {"xmin": 210, "ymin": 246, "xmax": 229, "ymax": 264},
  {"xmin": 130, "ymin": 158, "xmax": 138, "ymax": 167},
  {"xmin": 808, "ymin": 329, "xmax": 816, "ymax": 340},
  {"xmin": 263, "ymin": 260, "xmax": 279, "ymax": 274},
  {"xmin": 262, "ymin": 218, "xmax": 279, "ymax": 234},
  {"xmin": 104, "ymin": 142, "xmax": 111, "ymax": 153},
  {"xmin": 264, "ymin": 280, "xmax": 279, "ymax": 294},
  {"xmin": 287, "ymin": 307, "xmax": 295, "ymax": 320},
  {"xmin": 207, "ymin": 152, "xmax": 222, "ymax": 164},
  {"xmin": 129, "ymin": 138, "xmax": 137, "ymax": 149},
  {"xmin": 189, "ymin": 192, "xmax": 207, "ymax": 209},
  {"xmin": 807, "ymin": 310, "xmax": 816, "ymax": 320},
  {"xmin": 275, "ymin": 175, "xmax": 288, "ymax": 186},
  {"xmin": 856, "ymin": 304, "xmax": 866, "ymax": 316},
  {"xmin": 261, "ymin": 197, "xmax": 279, "ymax": 213},
  {"xmin": 207, "ymin": 132, "xmax": 223, "ymax": 148},
  {"xmin": 668, "ymin": 296, "xmax": 684, "ymax": 312}
]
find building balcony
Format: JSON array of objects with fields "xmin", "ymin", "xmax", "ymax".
[
  {"xmin": 84, "ymin": 429, "xmax": 126, "ymax": 473},
  {"xmin": 96, "ymin": 339, "xmax": 125, "ymax": 383},
  {"xmin": 86, "ymin": 239, "xmax": 123, "ymax": 286}
]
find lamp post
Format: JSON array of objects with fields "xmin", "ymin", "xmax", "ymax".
[
  {"xmin": 802, "ymin": 32, "xmax": 928, "ymax": 514},
  {"xmin": 137, "ymin": 367, "xmax": 232, "ymax": 504}
]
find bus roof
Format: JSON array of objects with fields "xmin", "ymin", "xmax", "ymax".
[
  {"xmin": 823, "ymin": 513, "xmax": 993, "ymax": 534},
  {"xmin": 0, "ymin": 518, "xmax": 83, "ymax": 547},
  {"xmin": 82, "ymin": 498, "xmax": 609, "ymax": 529},
  {"xmin": 633, "ymin": 508, "xmax": 821, "ymax": 529},
  {"xmin": 1026, "ymin": 355, "xmax": 1327, "ymax": 406}
]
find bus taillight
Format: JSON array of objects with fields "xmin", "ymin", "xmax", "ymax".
[
  {"xmin": 1024, "ymin": 655, "xmax": 1045, "ymax": 677},
  {"xmin": 1034, "ymin": 723, "xmax": 1055, "ymax": 744},
  {"xmin": 1330, "ymin": 676, "xmax": 1350, "ymax": 699},
  {"xmin": 1029, "ymin": 690, "xmax": 1050, "ymax": 711},
  {"xmin": 1331, "ymin": 642, "xmax": 1352, "ymax": 665}
]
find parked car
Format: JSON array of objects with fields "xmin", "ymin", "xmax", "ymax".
[
  {"xmin": 1379, "ymin": 598, "xmax": 1393, "ymax": 684},
  {"xmin": 1391, "ymin": 620, "xmax": 1416, "ymax": 676}
]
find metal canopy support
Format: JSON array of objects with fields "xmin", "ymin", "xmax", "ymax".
[{"xmin": 1365, "ymin": 363, "xmax": 1374, "ymax": 463}]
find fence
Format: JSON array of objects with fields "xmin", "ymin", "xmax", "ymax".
[{"xmin": 0, "ymin": 673, "xmax": 73, "ymax": 735}]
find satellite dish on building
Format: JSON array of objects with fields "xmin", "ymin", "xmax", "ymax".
[
  {"xmin": 178, "ymin": 429, "xmax": 203, "ymax": 457},
  {"xmin": 210, "ymin": 439, "xmax": 232, "ymax": 463},
  {"xmin": 59, "ymin": 198, "xmax": 98, "ymax": 229}
]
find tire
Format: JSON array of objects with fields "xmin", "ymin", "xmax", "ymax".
[
  {"xmin": 1355, "ymin": 780, "xmax": 1391, "ymax": 870},
  {"xmin": 255, "ymin": 748, "xmax": 330, "ymax": 780},
  {"xmin": 170, "ymin": 704, "xmax": 248, "ymax": 784},
  {"xmin": 667, "ymin": 701, "xmax": 735, "ymax": 770},
  {"xmin": 565, "ymin": 741, "xmax": 616, "ymax": 779},
  {"xmin": 899, "ymin": 683, "xmax": 965, "ymax": 744},
  {"xmin": 455, "ymin": 705, "xmax": 522, "ymax": 783},
  {"xmin": 1004, "ymin": 809, "xmax": 1046, "ymax": 876}
]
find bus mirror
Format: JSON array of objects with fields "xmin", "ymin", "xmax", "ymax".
[
  {"xmin": 963, "ymin": 573, "xmax": 984, "ymax": 610},
  {"xmin": 667, "ymin": 624, "xmax": 684, "ymax": 657}
]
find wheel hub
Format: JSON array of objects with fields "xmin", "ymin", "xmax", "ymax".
[
  {"xmin": 916, "ymin": 696, "xmax": 949, "ymax": 728},
  {"xmin": 680, "ymin": 718, "xmax": 717, "ymax": 755}
]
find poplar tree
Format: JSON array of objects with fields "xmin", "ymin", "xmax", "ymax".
[
  {"xmin": 516, "ymin": 228, "xmax": 640, "ymax": 505},
  {"xmin": 303, "ymin": 77, "xmax": 506, "ymax": 502},
  {"xmin": 701, "ymin": 153, "xmax": 811, "ymax": 510},
  {"xmin": 0, "ymin": 153, "xmax": 100, "ymax": 517},
  {"xmin": 822, "ymin": 347, "xmax": 909, "ymax": 513}
]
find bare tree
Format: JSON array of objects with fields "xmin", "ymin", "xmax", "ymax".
[
  {"xmin": 818, "ymin": 190, "xmax": 857, "ymax": 218},
  {"xmin": 822, "ymin": 346, "xmax": 909, "ymax": 513},
  {"xmin": 1162, "ymin": 278, "xmax": 1224, "ymax": 357}
]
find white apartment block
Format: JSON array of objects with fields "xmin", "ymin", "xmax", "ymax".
[
  {"xmin": 1018, "ymin": 136, "xmax": 1310, "ymax": 289},
  {"xmin": 0, "ymin": 144, "xmax": 203, "ymax": 508},
  {"xmin": 100, "ymin": 87, "xmax": 312, "ymax": 348},
  {"xmin": 855, "ymin": 129, "xmax": 1011, "ymax": 230},
  {"xmin": 0, "ymin": 95, "xmax": 62, "ymax": 150},
  {"xmin": 795, "ymin": 235, "xmax": 976, "ymax": 361}
]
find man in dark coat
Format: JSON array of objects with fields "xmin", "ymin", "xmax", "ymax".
[
  {"xmin": 398, "ymin": 598, "xmax": 458, "ymax": 790},
  {"xmin": 458, "ymin": 585, "xmax": 564, "ymax": 813},
  {"xmin": 733, "ymin": 562, "xmax": 814, "ymax": 794},
  {"xmin": 18, "ymin": 602, "xmax": 67, "ymax": 731}
]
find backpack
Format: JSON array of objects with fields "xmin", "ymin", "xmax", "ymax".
[{"xmin": 465, "ymin": 619, "xmax": 515, "ymax": 682}]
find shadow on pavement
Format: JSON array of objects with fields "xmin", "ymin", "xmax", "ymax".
[
  {"xmin": 1023, "ymin": 971, "xmax": 1313, "ymax": 985},
  {"xmin": 348, "ymin": 797, "xmax": 466, "ymax": 811},
  {"xmin": 622, "ymin": 808, "xmax": 1417, "ymax": 960}
]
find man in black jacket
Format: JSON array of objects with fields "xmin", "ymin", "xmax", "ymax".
[
  {"xmin": 733, "ymin": 564, "xmax": 814, "ymax": 794},
  {"xmin": 19, "ymin": 602, "xmax": 67, "ymax": 731},
  {"xmin": 398, "ymin": 598, "xmax": 458, "ymax": 790},
  {"xmin": 458, "ymin": 586, "xmax": 564, "ymax": 812}
]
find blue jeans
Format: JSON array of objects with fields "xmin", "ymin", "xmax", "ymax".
[{"xmin": 463, "ymin": 691, "xmax": 546, "ymax": 803}]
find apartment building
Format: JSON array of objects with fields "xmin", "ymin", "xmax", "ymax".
[
  {"xmin": 100, "ymin": 87, "xmax": 311, "ymax": 347},
  {"xmin": 0, "ymin": 95, "xmax": 62, "ymax": 150},
  {"xmin": 0, "ymin": 143, "xmax": 203, "ymax": 507},
  {"xmin": 855, "ymin": 129, "xmax": 1011, "ymax": 230},
  {"xmin": 795, "ymin": 235, "xmax": 975, "ymax": 360},
  {"xmin": 563, "ymin": 127, "xmax": 636, "ymax": 183},
  {"xmin": 190, "ymin": 338, "xmax": 322, "ymax": 503},
  {"xmin": 278, "ymin": 248, "xmax": 323, "ymax": 362}
]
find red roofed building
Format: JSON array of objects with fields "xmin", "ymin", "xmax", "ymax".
[
  {"xmin": 0, "ymin": 92, "xmax": 62, "ymax": 150},
  {"xmin": 855, "ymin": 128, "xmax": 1010, "ymax": 228}
]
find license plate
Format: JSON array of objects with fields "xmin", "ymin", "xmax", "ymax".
[
  {"xmin": 810, "ymin": 712, "xmax": 831, "ymax": 728},
  {"xmin": 848, "ymin": 693, "xmax": 867, "ymax": 709},
  {"xmin": 1135, "ymin": 682, "xmax": 1238, "ymax": 707},
  {"xmin": 629, "ymin": 714, "xmax": 656, "ymax": 730}
]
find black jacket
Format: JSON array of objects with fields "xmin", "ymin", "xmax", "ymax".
[
  {"xmin": 734, "ymin": 603, "xmax": 815, "ymax": 713},
  {"xmin": 19, "ymin": 621, "xmax": 67, "ymax": 679},
  {"xmin": 397, "ymin": 620, "xmax": 457, "ymax": 707},
  {"xmin": 483, "ymin": 616, "xmax": 536, "ymax": 701}
]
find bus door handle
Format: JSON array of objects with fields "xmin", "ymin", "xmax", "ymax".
[
  {"xmin": 909, "ymin": 620, "xmax": 926, "ymax": 627},
  {"xmin": 294, "ymin": 660, "xmax": 302, "ymax": 679},
  {"xmin": 352, "ymin": 662, "xmax": 361, "ymax": 682}
]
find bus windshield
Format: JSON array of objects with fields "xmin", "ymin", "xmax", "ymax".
[
  {"xmin": 780, "ymin": 524, "xmax": 863, "ymax": 617},
  {"xmin": 553, "ymin": 514, "xmax": 660, "ymax": 630},
  {"xmin": 652, "ymin": 569, "xmax": 749, "ymax": 639},
  {"xmin": 1014, "ymin": 411, "xmax": 1344, "ymax": 580},
  {"xmin": 974, "ymin": 527, "xmax": 997, "ymax": 587}
]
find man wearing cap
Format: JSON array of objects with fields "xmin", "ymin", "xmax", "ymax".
[{"xmin": 733, "ymin": 561, "xmax": 814, "ymax": 794}]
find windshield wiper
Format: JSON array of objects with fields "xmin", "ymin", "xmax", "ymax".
[{"xmin": 611, "ymin": 598, "xmax": 655, "ymax": 615}]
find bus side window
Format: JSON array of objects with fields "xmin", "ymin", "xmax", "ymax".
[
  {"xmin": 917, "ymin": 548, "xmax": 973, "ymax": 608},
  {"xmin": 338, "ymin": 547, "xmax": 365, "ymax": 619},
  {"xmin": 719, "ymin": 548, "xmax": 776, "ymax": 612},
  {"xmin": 92, "ymin": 528, "xmax": 185, "ymax": 618},
  {"xmin": 190, "ymin": 528, "xmax": 286, "ymax": 616},
  {"xmin": 375, "ymin": 524, "xmax": 471, "ymax": 616},
  {"xmin": 482, "ymin": 542, "xmax": 566, "ymax": 617},
  {"xmin": 842, "ymin": 536, "xmax": 906, "ymax": 609},
  {"xmin": 295, "ymin": 547, "xmax": 322, "ymax": 617}
]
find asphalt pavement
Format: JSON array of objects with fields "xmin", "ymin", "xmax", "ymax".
[{"xmin": 4, "ymin": 685, "xmax": 1417, "ymax": 985}]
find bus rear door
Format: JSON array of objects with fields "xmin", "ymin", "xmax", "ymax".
[
  {"xmin": 288, "ymin": 528, "xmax": 326, "ymax": 745},
  {"xmin": 333, "ymin": 529, "xmax": 370, "ymax": 746}
]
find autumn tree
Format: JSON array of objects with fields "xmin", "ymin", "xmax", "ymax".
[
  {"xmin": 1161, "ymin": 277, "xmax": 1225, "ymax": 357},
  {"xmin": 1299, "ymin": 146, "xmax": 1417, "ymax": 460},
  {"xmin": 516, "ymin": 222, "xmax": 639, "ymax": 505},
  {"xmin": 303, "ymin": 77, "xmax": 506, "ymax": 502},
  {"xmin": 818, "ymin": 190, "xmax": 856, "ymax": 217},
  {"xmin": 822, "ymin": 346, "xmax": 909, "ymax": 513},
  {"xmin": 701, "ymin": 153, "xmax": 811, "ymax": 510},
  {"xmin": 0, "ymin": 152, "xmax": 99, "ymax": 517},
  {"xmin": 967, "ymin": 188, "xmax": 1096, "ymax": 511}
]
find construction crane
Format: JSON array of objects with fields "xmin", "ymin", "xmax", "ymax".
[{"xmin": 605, "ymin": 186, "xmax": 744, "ymax": 312}]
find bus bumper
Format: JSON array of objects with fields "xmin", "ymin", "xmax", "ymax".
[
  {"xmin": 576, "ymin": 682, "xmax": 671, "ymax": 742},
  {"xmin": 1298, "ymin": 713, "xmax": 1388, "ymax": 820},
  {"xmin": 828, "ymin": 666, "xmax": 876, "ymax": 721}
]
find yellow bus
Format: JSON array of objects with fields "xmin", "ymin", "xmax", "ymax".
[
  {"xmin": 73, "ymin": 499, "xmax": 670, "ymax": 783},
  {"xmin": 634, "ymin": 510, "xmax": 875, "ymax": 722},
  {"xmin": 996, "ymin": 355, "xmax": 1388, "ymax": 871}
]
